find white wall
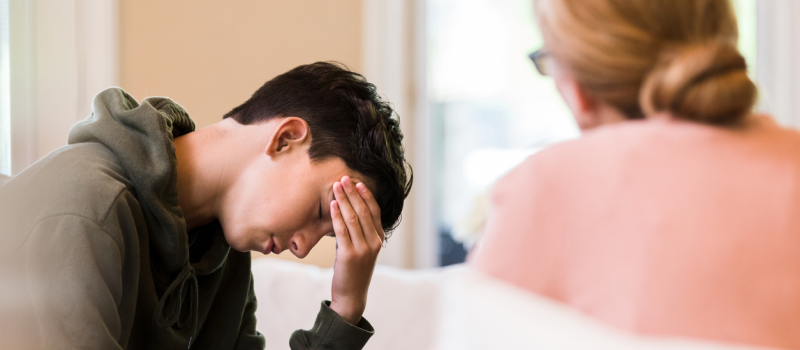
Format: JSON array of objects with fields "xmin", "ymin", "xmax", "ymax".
[
  {"xmin": 756, "ymin": 1, "xmax": 800, "ymax": 129},
  {"xmin": 8, "ymin": 0, "xmax": 118, "ymax": 175},
  {"xmin": 363, "ymin": 0, "xmax": 438, "ymax": 269},
  {"xmin": 0, "ymin": 0, "xmax": 10, "ymax": 176}
]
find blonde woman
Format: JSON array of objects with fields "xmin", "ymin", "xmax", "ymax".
[{"xmin": 471, "ymin": 1, "xmax": 800, "ymax": 349}]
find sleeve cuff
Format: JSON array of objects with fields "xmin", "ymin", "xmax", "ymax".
[
  {"xmin": 289, "ymin": 301, "xmax": 374, "ymax": 350},
  {"xmin": 320, "ymin": 300, "xmax": 375, "ymax": 334}
]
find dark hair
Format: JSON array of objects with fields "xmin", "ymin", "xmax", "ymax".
[{"xmin": 223, "ymin": 62, "xmax": 413, "ymax": 236}]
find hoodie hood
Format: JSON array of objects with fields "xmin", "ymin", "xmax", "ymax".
[{"xmin": 68, "ymin": 87, "xmax": 195, "ymax": 273}]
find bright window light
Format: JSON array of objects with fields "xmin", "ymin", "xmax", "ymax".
[
  {"xmin": 429, "ymin": 0, "xmax": 579, "ymax": 265},
  {"xmin": 732, "ymin": 0, "xmax": 757, "ymax": 77}
]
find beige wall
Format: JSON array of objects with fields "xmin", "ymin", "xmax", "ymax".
[{"xmin": 120, "ymin": 0, "xmax": 363, "ymax": 268}]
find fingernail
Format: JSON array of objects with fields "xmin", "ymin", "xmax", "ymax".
[{"xmin": 356, "ymin": 182, "xmax": 365, "ymax": 190}]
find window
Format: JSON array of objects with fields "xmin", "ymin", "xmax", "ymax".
[
  {"xmin": 428, "ymin": 0, "xmax": 759, "ymax": 266},
  {"xmin": 732, "ymin": 0, "xmax": 757, "ymax": 77},
  {"xmin": 429, "ymin": 0, "xmax": 577, "ymax": 265},
  {"xmin": 0, "ymin": 0, "xmax": 10, "ymax": 177}
]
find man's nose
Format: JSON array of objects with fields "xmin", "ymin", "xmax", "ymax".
[{"xmin": 289, "ymin": 233, "xmax": 312, "ymax": 259}]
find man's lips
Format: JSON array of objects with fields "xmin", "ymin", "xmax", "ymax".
[
  {"xmin": 263, "ymin": 237, "xmax": 274, "ymax": 255},
  {"xmin": 271, "ymin": 239, "xmax": 283, "ymax": 255},
  {"xmin": 263, "ymin": 236, "xmax": 283, "ymax": 255}
]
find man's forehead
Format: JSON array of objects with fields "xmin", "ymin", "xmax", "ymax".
[{"xmin": 314, "ymin": 158, "xmax": 377, "ymax": 194}]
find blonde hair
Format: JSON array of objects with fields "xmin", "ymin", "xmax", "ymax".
[{"xmin": 534, "ymin": 0, "xmax": 756, "ymax": 124}]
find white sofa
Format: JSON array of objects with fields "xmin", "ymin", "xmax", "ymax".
[
  {"xmin": 251, "ymin": 258, "xmax": 780, "ymax": 350},
  {"xmin": 252, "ymin": 258, "xmax": 441, "ymax": 350}
]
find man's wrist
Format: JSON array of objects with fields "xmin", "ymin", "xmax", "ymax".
[{"xmin": 329, "ymin": 300, "xmax": 364, "ymax": 325}]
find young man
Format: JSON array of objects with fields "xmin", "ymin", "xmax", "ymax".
[{"xmin": 0, "ymin": 62, "xmax": 412, "ymax": 349}]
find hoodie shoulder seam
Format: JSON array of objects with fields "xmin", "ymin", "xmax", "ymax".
[{"xmin": 34, "ymin": 186, "xmax": 128, "ymax": 226}]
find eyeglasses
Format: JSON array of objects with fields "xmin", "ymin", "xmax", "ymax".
[{"xmin": 528, "ymin": 49, "xmax": 550, "ymax": 76}]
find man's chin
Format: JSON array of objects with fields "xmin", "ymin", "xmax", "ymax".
[
  {"xmin": 231, "ymin": 245, "xmax": 251, "ymax": 253},
  {"xmin": 221, "ymin": 236, "xmax": 252, "ymax": 254}
]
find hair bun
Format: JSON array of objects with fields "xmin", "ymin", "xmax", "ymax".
[{"xmin": 640, "ymin": 41, "xmax": 756, "ymax": 124}]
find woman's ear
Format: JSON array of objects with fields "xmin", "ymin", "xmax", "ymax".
[
  {"xmin": 265, "ymin": 117, "xmax": 310, "ymax": 157},
  {"xmin": 554, "ymin": 73, "xmax": 608, "ymax": 130}
]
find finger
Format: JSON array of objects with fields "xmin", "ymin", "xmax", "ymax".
[
  {"xmin": 341, "ymin": 177, "xmax": 378, "ymax": 244},
  {"xmin": 333, "ymin": 181, "xmax": 368, "ymax": 250},
  {"xmin": 355, "ymin": 182, "xmax": 385, "ymax": 243},
  {"xmin": 330, "ymin": 199, "xmax": 353, "ymax": 250}
]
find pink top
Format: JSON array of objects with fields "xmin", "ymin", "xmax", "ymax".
[{"xmin": 470, "ymin": 115, "xmax": 800, "ymax": 349}]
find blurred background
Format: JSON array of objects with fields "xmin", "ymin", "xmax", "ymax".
[{"xmin": 2, "ymin": 0, "xmax": 798, "ymax": 270}]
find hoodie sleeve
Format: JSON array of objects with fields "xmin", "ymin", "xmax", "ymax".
[
  {"xmin": 289, "ymin": 301, "xmax": 374, "ymax": 350},
  {"xmin": 25, "ymin": 214, "xmax": 127, "ymax": 350},
  {"xmin": 234, "ymin": 274, "xmax": 267, "ymax": 350}
]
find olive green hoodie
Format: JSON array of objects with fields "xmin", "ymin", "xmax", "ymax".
[{"xmin": 0, "ymin": 88, "xmax": 374, "ymax": 349}]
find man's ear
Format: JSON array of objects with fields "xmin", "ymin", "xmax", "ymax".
[{"xmin": 265, "ymin": 117, "xmax": 310, "ymax": 157}]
